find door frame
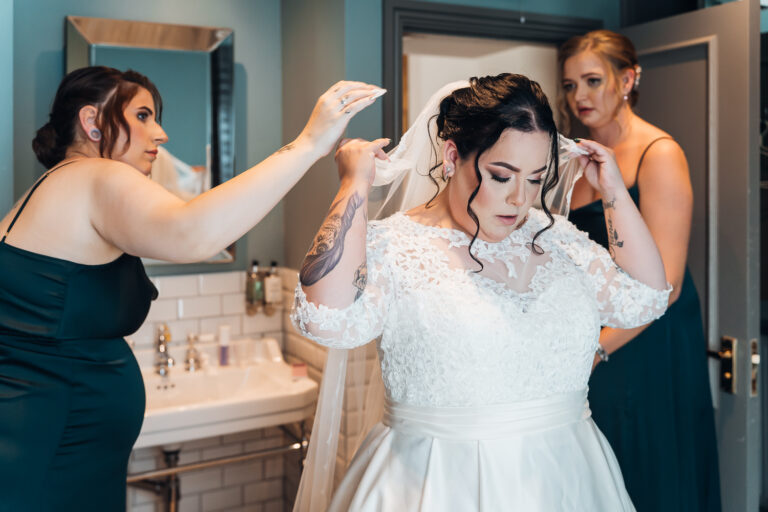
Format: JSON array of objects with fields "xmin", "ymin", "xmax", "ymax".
[
  {"xmin": 621, "ymin": 2, "xmax": 761, "ymax": 508},
  {"xmin": 381, "ymin": 0, "xmax": 602, "ymax": 143}
]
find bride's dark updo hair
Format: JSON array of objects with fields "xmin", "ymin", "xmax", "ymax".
[
  {"xmin": 431, "ymin": 73, "xmax": 559, "ymax": 267},
  {"xmin": 33, "ymin": 66, "xmax": 163, "ymax": 169}
]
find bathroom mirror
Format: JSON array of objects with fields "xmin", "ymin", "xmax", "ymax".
[{"xmin": 66, "ymin": 16, "xmax": 242, "ymax": 275}]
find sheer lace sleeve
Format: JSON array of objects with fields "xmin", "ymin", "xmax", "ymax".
[
  {"xmin": 554, "ymin": 217, "xmax": 672, "ymax": 328},
  {"xmin": 291, "ymin": 222, "xmax": 393, "ymax": 349}
]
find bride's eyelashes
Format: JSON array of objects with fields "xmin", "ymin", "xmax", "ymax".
[{"xmin": 489, "ymin": 172, "xmax": 543, "ymax": 185}]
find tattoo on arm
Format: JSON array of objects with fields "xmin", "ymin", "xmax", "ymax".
[
  {"xmin": 602, "ymin": 198, "xmax": 616, "ymax": 210},
  {"xmin": 299, "ymin": 191, "xmax": 365, "ymax": 286},
  {"xmin": 275, "ymin": 143, "xmax": 294, "ymax": 154},
  {"xmin": 352, "ymin": 262, "xmax": 368, "ymax": 300},
  {"xmin": 605, "ymin": 214, "xmax": 624, "ymax": 258}
]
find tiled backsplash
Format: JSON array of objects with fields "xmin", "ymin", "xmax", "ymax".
[
  {"xmin": 128, "ymin": 271, "xmax": 283, "ymax": 360},
  {"xmin": 127, "ymin": 270, "xmax": 288, "ymax": 512},
  {"xmin": 128, "ymin": 269, "xmax": 374, "ymax": 512}
]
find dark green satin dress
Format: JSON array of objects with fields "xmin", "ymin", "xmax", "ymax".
[
  {"xmin": 0, "ymin": 163, "xmax": 157, "ymax": 511},
  {"xmin": 569, "ymin": 139, "xmax": 721, "ymax": 512}
]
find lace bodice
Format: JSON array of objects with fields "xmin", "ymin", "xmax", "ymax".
[{"xmin": 292, "ymin": 209, "xmax": 670, "ymax": 407}]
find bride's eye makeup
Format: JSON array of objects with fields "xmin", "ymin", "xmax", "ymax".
[
  {"xmin": 527, "ymin": 171, "xmax": 545, "ymax": 185},
  {"xmin": 487, "ymin": 161, "xmax": 547, "ymax": 185}
]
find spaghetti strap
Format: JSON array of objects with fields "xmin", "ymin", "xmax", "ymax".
[
  {"xmin": 1, "ymin": 160, "xmax": 79, "ymax": 243},
  {"xmin": 635, "ymin": 136, "xmax": 674, "ymax": 181}
]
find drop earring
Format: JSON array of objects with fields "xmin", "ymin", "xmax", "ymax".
[
  {"xmin": 443, "ymin": 165, "xmax": 454, "ymax": 179},
  {"xmin": 89, "ymin": 128, "xmax": 102, "ymax": 141}
]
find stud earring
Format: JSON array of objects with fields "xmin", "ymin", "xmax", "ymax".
[{"xmin": 89, "ymin": 128, "xmax": 102, "ymax": 141}]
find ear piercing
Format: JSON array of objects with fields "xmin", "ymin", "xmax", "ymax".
[
  {"xmin": 89, "ymin": 128, "xmax": 102, "ymax": 141},
  {"xmin": 633, "ymin": 65, "xmax": 642, "ymax": 90}
]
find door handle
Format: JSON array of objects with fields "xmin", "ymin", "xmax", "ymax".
[
  {"xmin": 750, "ymin": 339, "xmax": 760, "ymax": 397},
  {"xmin": 707, "ymin": 336, "xmax": 736, "ymax": 394}
]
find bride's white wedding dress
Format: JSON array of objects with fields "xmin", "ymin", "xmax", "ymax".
[{"xmin": 292, "ymin": 208, "xmax": 670, "ymax": 511}]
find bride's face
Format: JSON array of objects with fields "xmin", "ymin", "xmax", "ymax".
[{"xmin": 446, "ymin": 128, "xmax": 550, "ymax": 243}]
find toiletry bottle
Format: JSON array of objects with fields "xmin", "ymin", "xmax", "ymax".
[
  {"xmin": 263, "ymin": 261, "xmax": 282, "ymax": 317},
  {"xmin": 246, "ymin": 260, "xmax": 264, "ymax": 315},
  {"xmin": 218, "ymin": 325, "xmax": 230, "ymax": 367}
]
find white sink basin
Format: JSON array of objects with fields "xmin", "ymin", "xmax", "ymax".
[{"xmin": 134, "ymin": 339, "xmax": 317, "ymax": 449}]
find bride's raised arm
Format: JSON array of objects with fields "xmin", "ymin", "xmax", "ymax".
[
  {"xmin": 292, "ymin": 138, "xmax": 392, "ymax": 348},
  {"xmin": 574, "ymin": 139, "xmax": 668, "ymax": 291},
  {"xmin": 557, "ymin": 139, "xmax": 672, "ymax": 329}
]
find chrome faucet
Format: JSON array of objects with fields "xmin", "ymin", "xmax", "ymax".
[
  {"xmin": 184, "ymin": 333, "xmax": 203, "ymax": 373},
  {"xmin": 155, "ymin": 324, "xmax": 175, "ymax": 376}
]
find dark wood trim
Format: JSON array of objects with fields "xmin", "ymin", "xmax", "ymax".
[{"xmin": 383, "ymin": 0, "xmax": 602, "ymax": 143}]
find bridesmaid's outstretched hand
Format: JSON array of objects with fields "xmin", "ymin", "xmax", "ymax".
[{"xmin": 296, "ymin": 81, "xmax": 386, "ymax": 158}]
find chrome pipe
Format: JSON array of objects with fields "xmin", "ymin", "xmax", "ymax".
[{"xmin": 127, "ymin": 440, "xmax": 307, "ymax": 483}]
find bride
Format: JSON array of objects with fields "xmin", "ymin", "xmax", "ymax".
[{"xmin": 291, "ymin": 73, "xmax": 670, "ymax": 511}]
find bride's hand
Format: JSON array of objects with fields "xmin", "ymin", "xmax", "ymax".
[
  {"xmin": 296, "ymin": 81, "xmax": 385, "ymax": 158},
  {"xmin": 575, "ymin": 139, "xmax": 626, "ymax": 198},
  {"xmin": 335, "ymin": 138, "xmax": 390, "ymax": 190}
]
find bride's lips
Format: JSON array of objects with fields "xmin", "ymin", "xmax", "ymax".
[
  {"xmin": 146, "ymin": 150, "xmax": 158, "ymax": 159},
  {"xmin": 577, "ymin": 107, "xmax": 594, "ymax": 116},
  {"xmin": 496, "ymin": 215, "xmax": 518, "ymax": 226}
]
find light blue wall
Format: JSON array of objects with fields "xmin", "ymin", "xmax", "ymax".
[
  {"xmin": 0, "ymin": 0, "xmax": 12, "ymax": 215},
  {"xmin": 343, "ymin": 0, "xmax": 384, "ymax": 143},
  {"xmin": 11, "ymin": 0, "xmax": 284, "ymax": 267}
]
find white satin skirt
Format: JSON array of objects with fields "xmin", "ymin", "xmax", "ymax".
[{"xmin": 328, "ymin": 390, "xmax": 635, "ymax": 511}]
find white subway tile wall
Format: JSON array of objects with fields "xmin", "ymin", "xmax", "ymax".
[
  {"xmin": 127, "ymin": 270, "xmax": 294, "ymax": 512},
  {"xmin": 127, "ymin": 269, "xmax": 372, "ymax": 511}
]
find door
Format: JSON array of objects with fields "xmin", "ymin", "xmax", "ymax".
[{"xmin": 621, "ymin": 1, "xmax": 761, "ymax": 510}]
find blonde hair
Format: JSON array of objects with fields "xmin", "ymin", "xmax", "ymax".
[{"xmin": 557, "ymin": 30, "xmax": 639, "ymax": 135}]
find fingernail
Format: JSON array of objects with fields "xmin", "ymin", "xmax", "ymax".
[{"xmin": 573, "ymin": 138, "xmax": 581, "ymax": 142}]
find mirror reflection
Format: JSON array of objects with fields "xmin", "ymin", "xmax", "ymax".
[
  {"xmin": 95, "ymin": 47, "xmax": 212, "ymax": 201},
  {"xmin": 66, "ymin": 16, "xmax": 234, "ymax": 264}
]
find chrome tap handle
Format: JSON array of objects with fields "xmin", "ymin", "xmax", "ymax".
[
  {"xmin": 157, "ymin": 324, "xmax": 171, "ymax": 346},
  {"xmin": 155, "ymin": 324, "xmax": 175, "ymax": 375},
  {"xmin": 184, "ymin": 333, "xmax": 202, "ymax": 372}
]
